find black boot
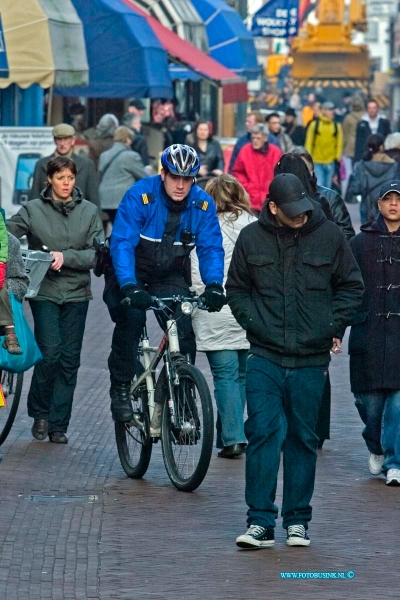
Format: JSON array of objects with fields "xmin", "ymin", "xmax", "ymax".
[{"xmin": 110, "ymin": 380, "xmax": 133, "ymax": 422}]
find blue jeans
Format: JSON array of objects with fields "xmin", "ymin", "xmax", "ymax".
[
  {"xmin": 354, "ymin": 391, "xmax": 400, "ymax": 471},
  {"xmin": 314, "ymin": 162, "xmax": 335, "ymax": 189},
  {"xmin": 206, "ymin": 349, "xmax": 247, "ymax": 448},
  {"xmin": 28, "ymin": 300, "xmax": 89, "ymax": 433},
  {"xmin": 245, "ymin": 355, "xmax": 328, "ymax": 529}
]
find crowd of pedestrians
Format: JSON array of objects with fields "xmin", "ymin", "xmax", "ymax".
[{"xmin": 3, "ymin": 92, "xmax": 400, "ymax": 551}]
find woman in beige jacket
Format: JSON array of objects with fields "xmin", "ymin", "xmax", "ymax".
[{"xmin": 191, "ymin": 175, "xmax": 256, "ymax": 458}]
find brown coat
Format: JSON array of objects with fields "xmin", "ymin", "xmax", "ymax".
[{"xmin": 342, "ymin": 110, "xmax": 364, "ymax": 158}]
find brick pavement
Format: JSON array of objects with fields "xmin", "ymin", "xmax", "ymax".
[{"xmin": 0, "ymin": 204, "xmax": 398, "ymax": 599}]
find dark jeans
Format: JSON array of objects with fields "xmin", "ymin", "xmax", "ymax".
[
  {"xmin": 354, "ymin": 391, "xmax": 400, "ymax": 471},
  {"xmin": 245, "ymin": 355, "xmax": 328, "ymax": 529},
  {"xmin": 107, "ymin": 274, "xmax": 196, "ymax": 382},
  {"xmin": 27, "ymin": 300, "xmax": 89, "ymax": 433}
]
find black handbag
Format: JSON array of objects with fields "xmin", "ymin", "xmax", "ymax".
[{"xmin": 93, "ymin": 237, "xmax": 112, "ymax": 277}]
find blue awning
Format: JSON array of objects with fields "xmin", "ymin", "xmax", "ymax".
[
  {"xmin": 191, "ymin": 0, "xmax": 260, "ymax": 80},
  {"xmin": 55, "ymin": 0, "xmax": 173, "ymax": 98},
  {"xmin": 169, "ymin": 63, "xmax": 201, "ymax": 81}
]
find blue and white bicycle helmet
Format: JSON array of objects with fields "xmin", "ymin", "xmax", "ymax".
[{"xmin": 161, "ymin": 144, "xmax": 200, "ymax": 177}]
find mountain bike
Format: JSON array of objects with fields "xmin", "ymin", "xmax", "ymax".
[{"xmin": 114, "ymin": 295, "xmax": 214, "ymax": 492}]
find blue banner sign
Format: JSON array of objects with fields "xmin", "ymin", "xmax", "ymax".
[
  {"xmin": 251, "ymin": 0, "xmax": 299, "ymax": 38},
  {"xmin": 0, "ymin": 15, "xmax": 9, "ymax": 78}
]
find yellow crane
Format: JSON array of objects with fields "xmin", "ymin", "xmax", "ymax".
[{"xmin": 290, "ymin": 0, "xmax": 369, "ymax": 92}]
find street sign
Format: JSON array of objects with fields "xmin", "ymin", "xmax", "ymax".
[
  {"xmin": 251, "ymin": 0, "xmax": 299, "ymax": 38},
  {"xmin": 0, "ymin": 15, "xmax": 9, "ymax": 78},
  {"xmin": 367, "ymin": 0, "xmax": 397, "ymax": 17}
]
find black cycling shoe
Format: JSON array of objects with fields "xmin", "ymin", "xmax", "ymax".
[
  {"xmin": 110, "ymin": 380, "xmax": 133, "ymax": 422},
  {"xmin": 31, "ymin": 419, "xmax": 48, "ymax": 441},
  {"xmin": 49, "ymin": 432, "xmax": 68, "ymax": 444}
]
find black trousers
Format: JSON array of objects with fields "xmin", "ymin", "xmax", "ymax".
[
  {"xmin": 107, "ymin": 274, "xmax": 196, "ymax": 383},
  {"xmin": 27, "ymin": 300, "xmax": 89, "ymax": 433}
]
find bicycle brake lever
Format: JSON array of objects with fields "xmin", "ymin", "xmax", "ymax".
[{"xmin": 197, "ymin": 297, "xmax": 207, "ymax": 310}]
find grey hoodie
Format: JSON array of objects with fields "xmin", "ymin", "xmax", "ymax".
[{"xmin": 349, "ymin": 156, "xmax": 400, "ymax": 221}]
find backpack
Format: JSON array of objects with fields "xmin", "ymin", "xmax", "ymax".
[{"xmin": 311, "ymin": 118, "xmax": 338, "ymax": 152}]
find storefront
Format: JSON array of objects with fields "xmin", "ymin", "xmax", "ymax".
[{"xmin": 0, "ymin": 0, "xmax": 88, "ymax": 125}]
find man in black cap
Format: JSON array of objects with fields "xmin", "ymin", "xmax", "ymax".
[
  {"xmin": 283, "ymin": 108, "xmax": 306, "ymax": 146},
  {"xmin": 128, "ymin": 99, "xmax": 146, "ymax": 118},
  {"xmin": 349, "ymin": 180, "xmax": 400, "ymax": 487},
  {"xmin": 226, "ymin": 173, "xmax": 363, "ymax": 549}
]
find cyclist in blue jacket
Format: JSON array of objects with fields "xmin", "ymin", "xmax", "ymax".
[{"xmin": 105, "ymin": 144, "xmax": 225, "ymax": 423}]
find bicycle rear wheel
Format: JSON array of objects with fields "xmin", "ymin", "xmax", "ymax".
[
  {"xmin": 115, "ymin": 362, "xmax": 152, "ymax": 478},
  {"xmin": 161, "ymin": 362, "xmax": 213, "ymax": 492},
  {"xmin": 0, "ymin": 370, "xmax": 24, "ymax": 446}
]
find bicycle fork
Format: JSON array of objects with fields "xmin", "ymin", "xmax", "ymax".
[{"xmin": 164, "ymin": 318, "xmax": 181, "ymax": 429}]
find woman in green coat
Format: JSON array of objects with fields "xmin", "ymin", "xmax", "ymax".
[{"xmin": 8, "ymin": 156, "xmax": 103, "ymax": 444}]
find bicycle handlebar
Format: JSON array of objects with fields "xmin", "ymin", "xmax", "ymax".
[{"xmin": 121, "ymin": 294, "xmax": 208, "ymax": 311}]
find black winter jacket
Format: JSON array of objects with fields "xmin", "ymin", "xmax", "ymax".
[
  {"xmin": 226, "ymin": 203, "xmax": 364, "ymax": 368},
  {"xmin": 317, "ymin": 185, "xmax": 355, "ymax": 242},
  {"xmin": 349, "ymin": 216, "xmax": 400, "ymax": 392},
  {"xmin": 354, "ymin": 117, "xmax": 391, "ymax": 162}
]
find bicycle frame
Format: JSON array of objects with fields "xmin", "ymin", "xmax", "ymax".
[{"xmin": 132, "ymin": 318, "xmax": 180, "ymax": 420}]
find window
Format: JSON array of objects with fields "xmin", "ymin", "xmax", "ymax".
[{"xmin": 365, "ymin": 21, "xmax": 379, "ymax": 42}]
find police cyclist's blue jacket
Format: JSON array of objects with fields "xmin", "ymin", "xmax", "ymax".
[{"xmin": 110, "ymin": 175, "xmax": 224, "ymax": 288}]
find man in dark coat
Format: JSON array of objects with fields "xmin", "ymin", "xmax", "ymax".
[
  {"xmin": 29, "ymin": 124, "xmax": 99, "ymax": 207},
  {"xmin": 349, "ymin": 180, "xmax": 400, "ymax": 486},
  {"xmin": 354, "ymin": 99, "xmax": 391, "ymax": 163},
  {"xmin": 121, "ymin": 112, "xmax": 150, "ymax": 167},
  {"xmin": 226, "ymin": 174, "xmax": 363, "ymax": 549},
  {"xmin": 282, "ymin": 108, "xmax": 306, "ymax": 146}
]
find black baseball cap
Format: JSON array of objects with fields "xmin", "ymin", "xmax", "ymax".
[
  {"xmin": 129, "ymin": 99, "xmax": 146, "ymax": 110},
  {"xmin": 269, "ymin": 173, "xmax": 314, "ymax": 217},
  {"xmin": 379, "ymin": 180, "xmax": 400, "ymax": 199},
  {"xmin": 285, "ymin": 108, "xmax": 296, "ymax": 117}
]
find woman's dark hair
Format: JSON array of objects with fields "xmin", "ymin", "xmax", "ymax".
[
  {"xmin": 46, "ymin": 156, "xmax": 77, "ymax": 178},
  {"xmin": 193, "ymin": 120, "xmax": 212, "ymax": 142},
  {"xmin": 363, "ymin": 133, "xmax": 385, "ymax": 161},
  {"xmin": 274, "ymin": 153, "xmax": 317, "ymax": 197},
  {"xmin": 290, "ymin": 146, "xmax": 314, "ymax": 171}
]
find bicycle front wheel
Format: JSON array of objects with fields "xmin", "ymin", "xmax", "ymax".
[
  {"xmin": 0, "ymin": 370, "xmax": 24, "ymax": 446},
  {"xmin": 115, "ymin": 362, "xmax": 152, "ymax": 478},
  {"xmin": 161, "ymin": 362, "xmax": 213, "ymax": 492}
]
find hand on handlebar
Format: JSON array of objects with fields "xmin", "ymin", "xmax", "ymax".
[
  {"xmin": 200, "ymin": 282, "xmax": 226, "ymax": 313},
  {"xmin": 121, "ymin": 284, "xmax": 153, "ymax": 310}
]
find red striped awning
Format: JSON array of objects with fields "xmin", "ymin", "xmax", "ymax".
[{"xmin": 121, "ymin": 0, "xmax": 248, "ymax": 103}]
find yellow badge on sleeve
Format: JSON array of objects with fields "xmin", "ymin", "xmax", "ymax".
[{"xmin": 141, "ymin": 193, "xmax": 155, "ymax": 204}]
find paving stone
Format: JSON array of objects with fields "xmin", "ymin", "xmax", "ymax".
[{"xmin": 0, "ymin": 205, "xmax": 394, "ymax": 598}]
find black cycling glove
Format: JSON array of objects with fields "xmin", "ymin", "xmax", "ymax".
[
  {"xmin": 121, "ymin": 285, "xmax": 153, "ymax": 310},
  {"xmin": 201, "ymin": 282, "xmax": 226, "ymax": 313}
]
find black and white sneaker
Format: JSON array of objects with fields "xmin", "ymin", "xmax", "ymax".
[
  {"xmin": 286, "ymin": 524, "xmax": 310, "ymax": 547},
  {"xmin": 236, "ymin": 525, "xmax": 275, "ymax": 549}
]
